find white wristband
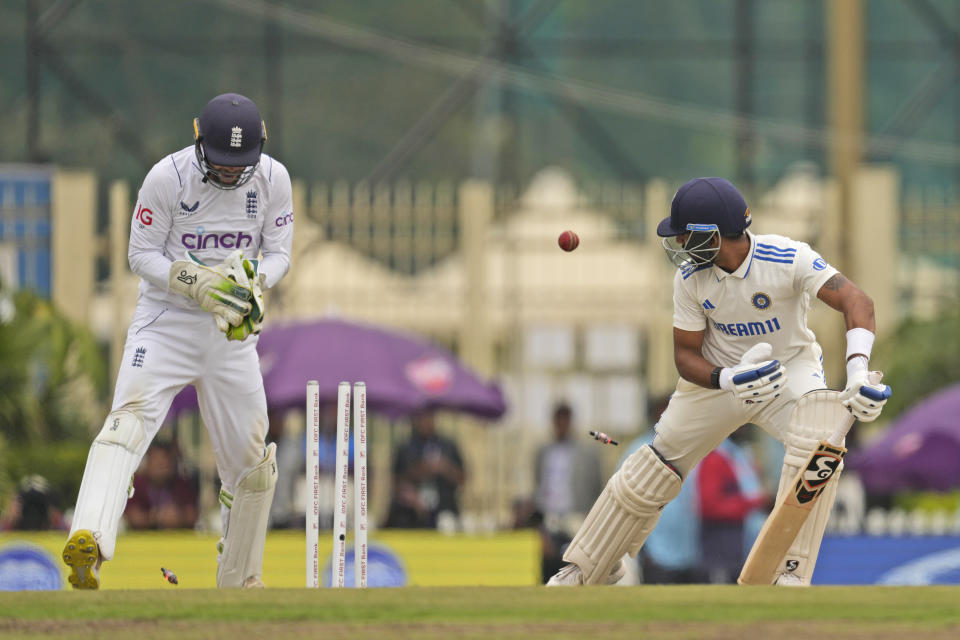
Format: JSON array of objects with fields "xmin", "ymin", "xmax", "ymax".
[{"xmin": 845, "ymin": 327, "xmax": 874, "ymax": 377}]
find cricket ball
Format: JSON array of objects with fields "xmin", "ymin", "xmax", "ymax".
[{"xmin": 558, "ymin": 230, "xmax": 579, "ymax": 252}]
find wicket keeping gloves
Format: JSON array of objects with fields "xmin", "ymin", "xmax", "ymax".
[
  {"xmin": 168, "ymin": 249, "xmax": 253, "ymax": 329},
  {"xmin": 840, "ymin": 370, "xmax": 892, "ymax": 422},
  {"xmin": 719, "ymin": 342, "xmax": 787, "ymax": 404},
  {"xmin": 223, "ymin": 259, "xmax": 265, "ymax": 342}
]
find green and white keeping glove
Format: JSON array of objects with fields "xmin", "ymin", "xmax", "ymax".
[
  {"xmin": 168, "ymin": 249, "xmax": 253, "ymax": 330},
  {"xmin": 223, "ymin": 258, "xmax": 265, "ymax": 342}
]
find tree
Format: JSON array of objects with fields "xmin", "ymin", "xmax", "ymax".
[
  {"xmin": 0, "ymin": 283, "xmax": 108, "ymax": 511},
  {"xmin": 873, "ymin": 311, "xmax": 960, "ymax": 420}
]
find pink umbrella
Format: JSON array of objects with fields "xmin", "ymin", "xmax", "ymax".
[
  {"xmin": 170, "ymin": 318, "xmax": 507, "ymax": 421},
  {"xmin": 846, "ymin": 383, "xmax": 960, "ymax": 494}
]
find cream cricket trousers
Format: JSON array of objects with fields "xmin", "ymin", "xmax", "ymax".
[
  {"xmin": 111, "ymin": 303, "xmax": 269, "ymax": 490},
  {"xmin": 652, "ymin": 345, "xmax": 827, "ymax": 477}
]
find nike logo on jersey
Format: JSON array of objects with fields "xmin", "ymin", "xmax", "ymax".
[
  {"xmin": 179, "ymin": 200, "xmax": 200, "ymax": 214},
  {"xmin": 712, "ymin": 317, "xmax": 781, "ymax": 337}
]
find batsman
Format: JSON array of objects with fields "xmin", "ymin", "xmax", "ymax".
[
  {"xmin": 548, "ymin": 177, "xmax": 891, "ymax": 587},
  {"xmin": 62, "ymin": 93, "xmax": 293, "ymax": 589}
]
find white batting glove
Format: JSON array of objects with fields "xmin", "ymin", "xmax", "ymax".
[
  {"xmin": 224, "ymin": 259, "xmax": 265, "ymax": 342},
  {"xmin": 840, "ymin": 370, "xmax": 891, "ymax": 422},
  {"xmin": 719, "ymin": 342, "xmax": 788, "ymax": 404},
  {"xmin": 168, "ymin": 249, "xmax": 253, "ymax": 328}
]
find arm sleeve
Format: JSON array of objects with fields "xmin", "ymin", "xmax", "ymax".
[
  {"xmin": 258, "ymin": 158, "xmax": 294, "ymax": 289},
  {"xmin": 792, "ymin": 242, "xmax": 838, "ymax": 296},
  {"xmin": 128, "ymin": 161, "xmax": 177, "ymax": 290},
  {"xmin": 672, "ymin": 270, "xmax": 707, "ymax": 331}
]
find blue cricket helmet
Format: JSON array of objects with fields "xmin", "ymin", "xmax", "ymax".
[
  {"xmin": 656, "ymin": 177, "xmax": 751, "ymax": 238},
  {"xmin": 193, "ymin": 93, "xmax": 267, "ymax": 189}
]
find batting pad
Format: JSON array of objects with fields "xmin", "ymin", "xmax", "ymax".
[
  {"xmin": 563, "ymin": 445, "xmax": 681, "ymax": 585},
  {"xmin": 217, "ymin": 443, "xmax": 277, "ymax": 588},
  {"xmin": 70, "ymin": 410, "xmax": 148, "ymax": 560},
  {"xmin": 775, "ymin": 390, "xmax": 849, "ymax": 585}
]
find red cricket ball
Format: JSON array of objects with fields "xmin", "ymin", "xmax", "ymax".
[{"xmin": 558, "ymin": 230, "xmax": 580, "ymax": 252}]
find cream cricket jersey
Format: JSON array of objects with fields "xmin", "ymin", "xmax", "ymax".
[
  {"xmin": 672, "ymin": 230, "xmax": 838, "ymax": 368},
  {"xmin": 128, "ymin": 146, "xmax": 294, "ymax": 309}
]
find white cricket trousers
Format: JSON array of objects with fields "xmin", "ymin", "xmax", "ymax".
[
  {"xmin": 112, "ymin": 303, "xmax": 269, "ymax": 490},
  {"xmin": 652, "ymin": 345, "xmax": 827, "ymax": 477}
]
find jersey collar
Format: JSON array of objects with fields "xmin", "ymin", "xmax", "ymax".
[{"xmin": 712, "ymin": 230, "xmax": 756, "ymax": 281}]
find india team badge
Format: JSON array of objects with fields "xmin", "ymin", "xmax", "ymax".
[{"xmin": 751, "ymin": 291, "xmax": 772, "ymax": 311}]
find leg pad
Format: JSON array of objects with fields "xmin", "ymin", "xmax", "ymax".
[
  {"xmin": 563, "ymin": 445, "xmax": 681, "ymax": 585},
  {"xmin": 69, "ymin": 410, "xmax": 147, "ymax": 561},
  {"xmin": 217, "ymin": 443, "xmax": 278, "ymax": 588}
]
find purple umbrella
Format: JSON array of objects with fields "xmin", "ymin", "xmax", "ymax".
[
  {"xmin": 846, "ymin": 383, "xmax": 960, "ymax": 494},
  {"xmin": 169, "ymin": 318, "xmax": 507, "ymax": 421}
]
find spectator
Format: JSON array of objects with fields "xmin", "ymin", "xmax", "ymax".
[
  {"xmin": 384, "ymin": 410, "xmax": 465, "ymax": 529},
  {"xmin": 696, "ymin": 428, "xmax": 767, "ymax": 583},
  {"xmin": 269, "ymin": 403, "xmax": 354, "ymax": 530},
  {"xmin": 125, "ymin": 441, "xmax": 199, "ymax": 530},
  {"xmin": 534, "ymin": 403, "xmax": 606, "ymax": 528},
  {"xmin": 0, "ymin": 475, "xmax": 65, "ymax": 531}
]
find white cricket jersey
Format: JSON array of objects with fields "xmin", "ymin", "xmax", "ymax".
[
  {"xmin": 672, "ymin": 230, "xmax": 838, "ymax": 368},
  {"xmin": 128, "ymin": 145, "xmax": 294, "ymax": 309}
]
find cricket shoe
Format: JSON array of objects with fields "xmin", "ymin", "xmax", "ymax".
[
  {"xmin": 546, "ymin": 560, "xmax": 626, "ymax": 586},
  {"xmin": 62, "ymin": 529, "xmax": 102, "ymax": 590},
  {"xmin": 242, "ymin": 576, "xmax": 265, "ymax": 589}
]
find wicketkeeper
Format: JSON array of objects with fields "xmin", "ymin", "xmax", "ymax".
[
  {"xmin": 62, "ymin": 93, "xmax": 293, "ymax": 589},
  {"xmin": 547, "ymin": 177, "xmax": 891, "ymax": 587}
]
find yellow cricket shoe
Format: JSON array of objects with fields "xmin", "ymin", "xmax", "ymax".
[{"xmin": 62, "ymin": 529, "xmax": 101, "ymax": 590}]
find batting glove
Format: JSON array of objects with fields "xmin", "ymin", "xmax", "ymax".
[
  {"xmin": 720, "ymin": 342, "xmax": 788, "ymax": 404},
  {"xmin": 840, "ymin": 370, "xmax": 892, "ymax": 422}
]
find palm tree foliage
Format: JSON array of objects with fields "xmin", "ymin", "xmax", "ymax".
[{"xmin": 0, "ymin": 283, "xmax": 108, "ymax": 511}]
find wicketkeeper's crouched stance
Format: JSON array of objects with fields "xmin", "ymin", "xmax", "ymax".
[
  {"xmin": 62, "ymin": 93, "xmax": 294, "ymax": 589},
  {"xmin": 547, "ymin": 178, "xmax": 891, "ymax": 587}
]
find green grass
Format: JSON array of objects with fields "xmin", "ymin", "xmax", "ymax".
[{"xmin": 1, "ymin": 586, "xmax": 959, "ymax": 639}]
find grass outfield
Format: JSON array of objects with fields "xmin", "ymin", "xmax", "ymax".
[{"xmin": 1, "ymin": 586, "xmax": 959, "ymax": 639}]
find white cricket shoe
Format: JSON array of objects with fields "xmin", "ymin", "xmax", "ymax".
[
  {"xmin": 774, "ymin": 572, "xmax": 806, "ymax": 587},
  {"xmin": 242, "ymin": 575, "xmax": 265, "ymax": 589},
  {"xmin": 546, "ymin": 560, "xmax": 626, "ymax": 586},
  {"xmin": 62, "ymin": 529, "xmax": 102, "ymax": 590}
]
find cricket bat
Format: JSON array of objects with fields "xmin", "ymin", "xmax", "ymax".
[{"xmin": 737, "ymin": 389, "xmax": 854, "ymax": 585}]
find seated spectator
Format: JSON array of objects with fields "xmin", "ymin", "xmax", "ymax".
[
  {"xmin": 269, "ymin": 403, "xmax": 353, "ymax": 530},
  {"xmin": 0, "ymin": 475, "xmax": 65, "ymax": 531},
  {"xmin": 384, "ymin": 410, "xmax": 465, "ymax": 529},
  {"xmin": 125, "ymin": 441, "xmax": 199, "ymax": 530}
]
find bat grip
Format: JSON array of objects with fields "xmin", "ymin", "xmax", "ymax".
[{"xmin": 826, "ymin": 414, "xmax": 856, "ymax": 448}]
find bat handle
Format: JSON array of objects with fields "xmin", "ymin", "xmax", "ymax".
[
  {"xmin": 826, "ymin": 414, "xmax": 855, "ymax": 448},
  {"xmin": 827, "ymin": 370, "xmax": 883, "ymax": 447}
]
